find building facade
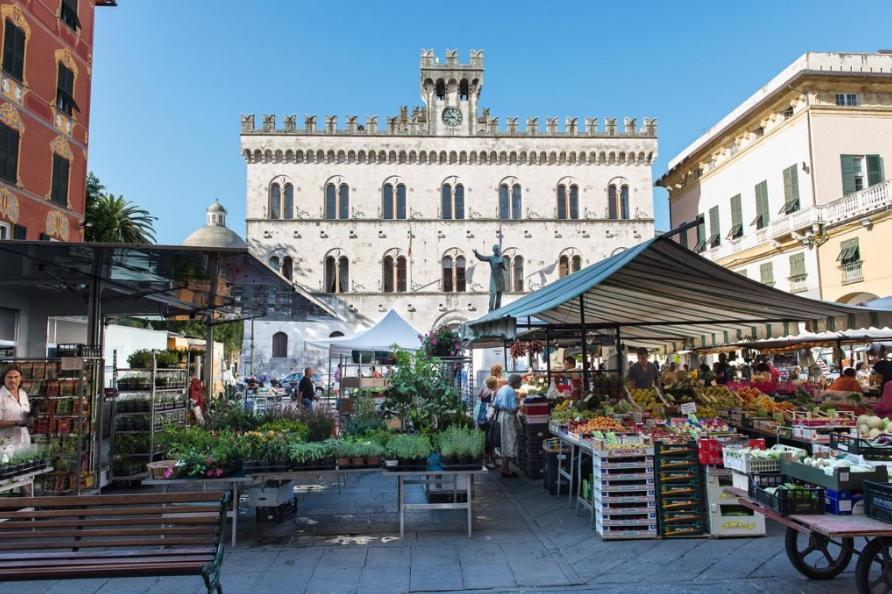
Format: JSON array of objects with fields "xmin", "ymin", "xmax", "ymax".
[
  {"xmin": 658, "ymin": 51, "xmax": 892, "ymax": 305},
  {"xmin": 0, "ymin": 0, "xmax": 114, "ymax": 242},
  {"xmin": 241, "ymin": 50, "xmax": 658, "ymax": 376}
]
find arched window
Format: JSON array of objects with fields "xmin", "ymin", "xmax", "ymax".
[
  {"xmin": 559, "ymin": 250, "xmax": 583, "ymax": 278},
  {"xmin": 572, "ymin": 255, "xmax": 582, "ymax": 272},
  {"xmin": 557, "ymin": 183, "xmax": 579, "ymax": 219},
  {"xmin": 382, "ymin": 182, "xmax": 407, "ymax": 220},
  {"xmin": 511, "ymin": 184, "xmax": 522, "ymax": 220},
  {"xmin": 382, "ymin": 255, "xmax": 394, "ymax": 293},
  {"xmin": 338, "ymin": 184, "xmax": 349, "ymax": 219},
  {"xmin": 459, "ymin": 79, "xmax": 469, "ymax": 100},
  {"xmin": 329, "ymin": 331, "xmax": 344, "ymax": 338},
  {"xmin": 498, "ymin": 184, "xmax": 509, "ymax": 220},
  {"xmin": 608, "ymin": 185, "xmax": 618, "ymax": 219},
  {"xmin": 382, "ymin": 253, "xmax": 408, "ymax": 293},
  {"xmin": 442, "ymin": 256, "xmax": 453, "ymax": 292},
  {"xmin": 620, "ymin": 185, "xmax": 630, "ymax": 219},
  {"xmin": 512, "ymin": 256, "xmax": 524, "ymax": 292},
  {"xmin": 269, "ymin": 183, "xmax": 281, "ymax": 220},
  {"xmin": 559, "ymin": 255, "xmax": 569, "ymax": 278},
  {"xmin": 325, "ymin": 184, "xmax": 336, "ymax": 220},
  {"xmin": 498, "ymin": 182, "xmax": 523, "ymax": 219},
  {"xmin": 441, "ymin": 182, "xmax": 465, "ymax": 220},
  {"xmin": 396, "ymin": 256, "xmax": 407, "ymax": 292},
  {"xmin": 435, "ymin": 79, "xmax": 445, "ymax": 99},
  {"xmin": 324, "ymin": 254, "xmax": 349, "ymax": 293},
  {"xmin": 282, "ymin": 256, "xmax": 293, "ymax": 280},
  {"xmin": 269, "ymin": 256, "xmax": 280, "ymax": 271},
  {"xmin": 441, "ymin": 251, "xmax": 466, "ymax": 292},
  {"xmin": 455, "ymin": 256, "xmax": 466, "ymax": 292},
  {"xmin": 272, "ymin": 332, "xmax": 288, "ymax": 358},
  {"xmin": 325, "ymin": 182, "xmax": 349, "ymax": 220},
  {"xmin": 283, "ymin": 184, "xmax": 294, "ymax": 220}
]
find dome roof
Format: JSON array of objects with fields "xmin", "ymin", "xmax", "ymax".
[
  {"xmin": 207, "ymin": 201, "xmax": 226, "ymax": 213},
  {"xmin": 183, "ymin": 226, "xmax": 246, "ymax": 248}
]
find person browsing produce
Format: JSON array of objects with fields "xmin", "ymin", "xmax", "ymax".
[
  {"xmin": 627, "ymin": 348, "xmax": 659, "ymax": 389},
  {"xmin": 0, "ymin": 365, "xmax": 30, "ymax": 449},
  {"xmin": 830, "ymin": 368, "xmax": 863, "ymax": 393},
  {"xmin": 493, "ymin": 373, "xmax": 522, "ymax": 478}
]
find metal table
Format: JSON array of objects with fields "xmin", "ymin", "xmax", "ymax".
[
  {"xmin": 390, "ymin": 469, "xmax": 487, "ymax": 538},
  {"xmin": 143, "ymin": 476, "xmax": 251, "ymax": 547},
  {"xmin": 0, "ymin": 467, "xmax": 52, "ymax": 495}
]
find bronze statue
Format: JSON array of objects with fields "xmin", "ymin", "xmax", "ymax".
[{"xmin": 473, "ymin": 244, "xmax": 508, "ymax": 311}]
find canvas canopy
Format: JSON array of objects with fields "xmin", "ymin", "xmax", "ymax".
[
  {"xmin": 694, "ymin": 327, "xmax": 892, "ymax": 354},
  {"xmin": 306, "ymin": 309, "xmax": 421, "ymax": 356},
  {"xmin": 465, "ymin": 236, "xmax": 892, "ymax": 354}
]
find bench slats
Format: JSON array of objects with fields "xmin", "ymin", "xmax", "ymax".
[
  {"xmin": 0, "ymin": 536, "xmax": 219, "ymax": 550},
  {"xmin": 0, "ymin": 492, "xmax": 224, "ymax": 508},
  {"xmin": 0, "ymin": 516, "xmax": 220, "ymax": 529},
  {"xmin": 0, "ymin": 554, "xmax": 214, "ymax": 569},
  {"xmin": 0, "ymin": 505, "xmax": 221, "ymax": 519},
  {"xmin": 0, "ymin": 526, "xmax": 219, "ymax": 539},
  {"xmin": 0, "ymin": 546, "xmax": 216, "ymax": 561},
  {"xmin": 0, "ymin": 562, "xmax": 207, "ymax": 579}
]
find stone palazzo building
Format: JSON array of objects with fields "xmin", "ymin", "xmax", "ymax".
[{"xmin": 240, "ymin": 50, "xmax": 658, "ymax": 377}]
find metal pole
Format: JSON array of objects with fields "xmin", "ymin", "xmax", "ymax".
[
  {"xmin": 249, "ymin": 319, "xmax": 255, "ymax": 377},
  {"xmin": 545, "ymin": 328, "xmax": 551, "ymax": 386},
  {"xmin": 204, "ymin": 317, "xmax": 214, "ymax": 400},
  {"xmin": 579, "ymin": 295, "xmax": 589, "ymax": 396},
  {"xmin": 616, "ymin": 326, "xmax": 624, "ymax": 377},
  {"xmin": 503, "ymin": 339, "xmax": 508, "ymax": 373}
]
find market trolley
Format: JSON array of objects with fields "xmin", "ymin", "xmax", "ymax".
[{"xmin": 729, "ymin": 487, "xmax": 892, "ymax": 593}]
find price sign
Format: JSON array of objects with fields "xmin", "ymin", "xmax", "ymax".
[{"xmin": 680, "ymin": 401, "xmax": 697, "ymax": 415}]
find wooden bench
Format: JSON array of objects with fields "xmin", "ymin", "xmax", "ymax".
[{"xmin": 0, "ymin": 491, "xmax": 229, "ymax": 593}]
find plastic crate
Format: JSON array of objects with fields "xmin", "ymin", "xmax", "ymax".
[
  {"xmin": 753, "ymin": 484, "xmax": 825, "ymax": 515},
  {"xmin": 722, "ymin": 444, "xmax": 805, "ymax": 475},
  {"xmin": 747, "ymin": 472, "xmax": 784, "ymax": 497},
  {"xmin": 864, "ymin": 481, "xmax": 892, "ymax": 523},
  {"xmin": 830, "ymin": 433, "xmax": 892, "ymax": 461}
]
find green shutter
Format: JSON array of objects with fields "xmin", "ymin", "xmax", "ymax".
[
  {"xmin": 841, "ymin": 155, "xmax": 858, "ymax": 195},
  {"xmin": 782, "ymin": 165, "xmax": 800, "ymax": 213},
  {"xmin": 838, "ymin": 238, "xmax": 860, "ymax": 263},
  {"xmin": 754, "ymin": 181, "xmax": 769, "ymax": 228},
  {"xmin": 867, "ymin": 155, "xmax": 885, "ymax": 187},
  {"xmin": 738, "ymin": 269, "xmax": 748, "ymax": 278},
  {"xmin": 695, "ymin": 213, "xmax": 706, "ymax": 251},
  {"xmin": 729, "ymin": 194, "xmax": 743, "ymax": 238},
  {"xmin": 789, "ymin": 253, "xmax": 806, "ymax": 277},
  {"xmin": 708, "ymin": 205, "xmax": 720, "ymax": 245},
  {"xmin": 760, "ymin": 262, "xmax": 774, "ymax": 285}
]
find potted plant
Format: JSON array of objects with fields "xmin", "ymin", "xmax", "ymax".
[
  {"xmin": 336, "ymin": 441, "xmax": 357, "ymax": 468},
  {"xmin": 127, "ymin": 349, "xmax": 154, "ymax": 369},
  {"xmin": 386, "ymin": 434, "xmax": 431, "ymax": 470},
  {"xmin": 438, "ymin": 431, "xmax": 458, "ymax": 466},
  {"xmin": 156, "ymin": 351, "xmax": 180, "ymax": 369}
]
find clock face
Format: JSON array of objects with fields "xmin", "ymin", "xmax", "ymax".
[{"xmin": 442, "ymin": 107, "xmax": 462, "ymax": 127}]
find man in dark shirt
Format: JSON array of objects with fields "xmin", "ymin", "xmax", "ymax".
[
  {"xmin": 627, "ymin": 348, "xmax": 659, "ymax": 389},
  {"xmin": 298, "ymin": 367, "xmax": 316, "ymax": 410},
  {"xmin": 714, "ymin": 353, "xmax": 732, "ymax": 385},
  {"xmin": 874, "ymin": 347, "xmax": 892, "ymax": 389}
]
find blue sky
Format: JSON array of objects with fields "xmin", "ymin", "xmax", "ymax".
[{"xmin": 90, "ymin": 1, "xmax": 892, "ymax": 244}]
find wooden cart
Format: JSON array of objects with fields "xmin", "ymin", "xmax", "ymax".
[{"xmin": 729, "ymin": 487, "xmax": 892, "ymax": 593}]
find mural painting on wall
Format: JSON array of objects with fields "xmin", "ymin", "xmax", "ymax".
[
  {"xmin": 46, "ymin": 210, "xmax": 70, "ymax": 241},
  {"xmin": 0, "ymin": 190, "xmax": 19, "ymax": 224}
]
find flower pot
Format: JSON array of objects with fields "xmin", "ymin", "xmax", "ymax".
[
  {"xmin": 366, "ymin": 456, "xmax": 380, "ymax": 467},
  {"xmin": 458, "ymin": 454, "xmax": 472, "ymax": 465},
  {"xmin": 350, "ymin": 457, "xmax": 364, "ymax": 467},
  {"xmin": 337, "ymin": 457, "xmax": 351, "ymax": 468},
  {"xmin": 384, "ymin": 459, "xmax": 398, "ymax": 470}
]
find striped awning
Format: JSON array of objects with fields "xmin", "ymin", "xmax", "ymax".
[{"xmin": 464, "ymin": 237, "xmax": 892, "ymax": 354}]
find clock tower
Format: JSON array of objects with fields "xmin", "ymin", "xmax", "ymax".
[{"xmin": 420, "ymin": 49, "xmax": 484, "ymax": 136}]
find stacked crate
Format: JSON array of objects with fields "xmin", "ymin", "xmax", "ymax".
[
  {"xmin": 592, "ymin": 444, "xmax": 658, "ymax": 540},
  {"xmin": 656, "ymin": 440, "xmax": 706, "ymax": 538},
  {"xmin": 517, "ymin": 421, "xmax": 549, "ymax": 479},
  {"xmin": 705, "ymin": 466, "xmax": 766, "ymax": 537}
]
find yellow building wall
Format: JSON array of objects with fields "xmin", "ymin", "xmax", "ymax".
[{"xmin": 818, "ymin": 214, "xmax": 892, "ymax": 303}]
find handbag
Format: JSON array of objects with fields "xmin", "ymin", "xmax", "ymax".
[{"xmin": 487, "ymin": 408, "xmax": 501, "ymax": 448}]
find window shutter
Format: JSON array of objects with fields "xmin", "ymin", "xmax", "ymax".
[
  {"xmin": 708, "ymin": 205, "xmax": 720, "ymax": 245},
  {"xmin": 867, "ymin": 155, "xmax": 884, "ymax": 187},
  {"xmin": 760, "ymin": 262, "xmax": 774, "ymax": 285},
  {"xmin": 841, "ymin": 155, "xmax": 858, "ymax": 195},
  {"xmin": 731, "ymin": 194, "xmax": 742, "ymax": 227},
  {"xmin": 12, "ymin": 224, "xmax": 26, "ymax": 239},
  {"xmin": 838, "ymin": 238, "xmax": 861, "ymax": 263},
  {"xmin": 754, "ymin": 181, "xmax": 769, "ymax": 227},
  {"xmin": 782, "ymin": 165, "xmax": 799, "ymax": 212},
  {"xmin": 789, "ymin": 253, "xmax": 806, "ymax": 277}
]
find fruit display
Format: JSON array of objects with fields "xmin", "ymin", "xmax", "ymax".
[
  {"xmin": 570, "ymin": 417, "xmax": 627, "ymax": 434},
  {"xmin": 857, "ymin": 415, "xmax": 892, "ymax": 441},
  {"xmin": 734, "ymin": 386, "xmax": 768, "ymax": 404},
  {"xmin": 697, "ymin": 386, "xmax": 741, "ymax": 409},
  {"xmin": 629, "ymin": 389, "xmax": 666, "ymax": 416},
  {"xmin": 799, "ymin": 455, "xmax": 877, "ymax": 475},
  {"xmin": 665, "ymin": 417, "xmax": 731, "ymax": 436}
]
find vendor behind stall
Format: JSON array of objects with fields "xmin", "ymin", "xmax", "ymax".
[
  {"xmin": 829, "ymin": 368, "xmax": 863, "ymax": 393},
  {"xmin": 561, "ymin": 356, "xmax": 583, "ymax": 397},
  {"xmin": 0, "ymin": 365, "xmax": 30, "ymax": 450},
  {"xmin": 873, "ymin": 346, "xmax": 892, "ymax": 389},
  {"xmin": 627, "ymin": 348, "xmax": 659, "ymax": 389}
]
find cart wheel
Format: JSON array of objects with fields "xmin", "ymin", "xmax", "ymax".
[
  {"xmin": 856, "ymin": 537, "xmax": 892, "ymax": 594},
  {"xmin": 785, "ymin": 527, "xmax": 854, "ymax": 579}
]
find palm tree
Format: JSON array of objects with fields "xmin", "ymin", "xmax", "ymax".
[{"xmin": 85, "ymin": 193, "xmax": 157, "ymax": 243}]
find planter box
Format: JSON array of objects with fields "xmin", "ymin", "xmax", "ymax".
[{"xmin": 780, "ymin": 458, "xmax": 888, "ymax": 491}]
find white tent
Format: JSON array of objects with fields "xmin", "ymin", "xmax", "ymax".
[{"xmin": 306, "ymin": 309, "xmax": 422, "ymax": 356}]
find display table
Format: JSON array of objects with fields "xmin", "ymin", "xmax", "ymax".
[
  {"xmin": 0, "ymin": 467, "xmax": 52, "ymax": 495},
  {"xmin": 391, "ymin": 469, "xmax": 487, "ymax": 538},
  {"xmin": 143, "ymin": 476, "xmax": 251, "ymax": 547}
]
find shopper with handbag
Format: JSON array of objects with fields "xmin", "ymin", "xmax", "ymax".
[
  {"xmin": 475, "ymin": 376, "xmax": 498, "ymax": 468},
  {"xmin": 493, "ymin": 373, "xmax": 522, "ymax": 478}
]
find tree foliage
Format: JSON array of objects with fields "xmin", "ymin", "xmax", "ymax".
[
  {"xmin": 84, "ymin": 172, "xmax": 157, "ymax": 244},
  {"xmin": 383, "ymin": 348, "xmax": 464, "ymax": 434},
  {"xmin": 166, "ymin": 319, "xmax": 244, "ymax": 359}
]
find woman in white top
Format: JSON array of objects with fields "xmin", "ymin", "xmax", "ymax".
[{"xmin": 0, "ymin": 366, "xmax": 31, "ymax": 449}]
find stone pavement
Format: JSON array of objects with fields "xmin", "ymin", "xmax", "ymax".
[{"xmin": 0, "ymin": 470, "xmax": 858, "ymax": 593}]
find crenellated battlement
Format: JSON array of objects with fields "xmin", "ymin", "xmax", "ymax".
[
  {"xmin": 241, "ymin": 113, "xmax": 657, "ymax": 137},
  {"xmin": 420, "ymin": 48, "xmax": 484, "ymax": 69}
]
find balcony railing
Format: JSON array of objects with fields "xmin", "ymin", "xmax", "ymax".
[
  {"xmin": 841, "ymin": 262, "xmax": 864, "ymax": 285},
  {"xmin": 788, "ymin": 274, "xmax": 808, "ymax": 293},
  {"xmin": 823, "ymin": 179, "xmax": 890, "ymax": 225},
  {"xmin": 770, "ymin": 207, "xmax": 820, "ymax": 239}
]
